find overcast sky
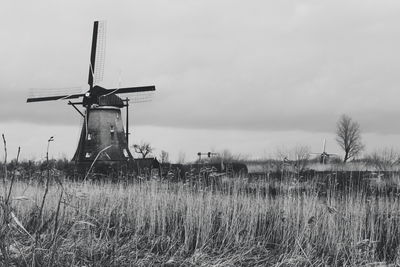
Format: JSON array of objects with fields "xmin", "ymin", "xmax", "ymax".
[{"xmin": 1, "ymin": 0, "xmax": 400, "ymax": 161}]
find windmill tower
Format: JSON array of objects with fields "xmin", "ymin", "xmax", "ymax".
[{"xmin": 27, "ymin": 21, "xmax": 155, "ymax": 172}]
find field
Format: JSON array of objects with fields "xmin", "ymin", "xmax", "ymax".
[{"xmin": 1, "ymin": 171, "xmax": 400, "ymax": 266}]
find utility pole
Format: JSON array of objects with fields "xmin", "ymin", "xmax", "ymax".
[
  {"xmin": 125, "ymin": 98, "xmax": 130, "ymax": 145},
  {"xmin": 46, "ymin": 136, "xmax": 54, "ymax": 178},
  {"xmin": 46, "ymin": 136, "xmax": 54, "ymax": 164},
  {"xmin": 197, "ymin": 152, "xmax": 218, "ymax": 162}
]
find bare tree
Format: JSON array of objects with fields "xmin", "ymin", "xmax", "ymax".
[
  {"xmin": 160, "ymin": 150, "xmax": 169, "ymax": 163},
  {"xmin": 292, "ymin": 146, "xmax": 311, "ymax": 173},
  {"xmin": 133, "ymin": 142, "xmax": 153, "ymax": 158},
  {"xmin": 276, "ymin": 145, "xmax": 311, "ymax": 173},
  {"xmin": 366, "ymin": 148, "xmax": 400, "ymax": 171},
  {"xmin": 336, "ymin": 114, "xmax": 364, "ymax": 162}
]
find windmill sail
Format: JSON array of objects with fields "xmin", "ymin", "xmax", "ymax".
[
  {"xmin": 128, "ymin": 91, "xmax": 154, "ymax": 103},
  {"xmin": 88, "ymin": 21, "xmax": 106, "ymax": 88},
  {"xmin": 104, "ymin": 86, "xmax": 155, "ymax": 95},
  {"xmin": 94, "ymin": 21, "xmax": 106, "ymax": 85}
]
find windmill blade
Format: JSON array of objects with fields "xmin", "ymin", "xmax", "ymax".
[
  {"xmin": 27, "ymin": 87, "xmax": 84, "ymax": 102},
  {"xmin": 88, "ymin": 21, "xmax": 106, "ymax": 88},
  {"xmin": 94, "ymin": 21, "xmax": 106, "ymax": 85},
  {"xmin": 27, "ymin": 94, "xmax": 84, "ymax": 102},
  {"xmin": 129, "ymin": 91, "xmax": 154, "ymax": 103},
  {"xmin": 104, "ymin": 86, "xmax": 156, "ymax": 95},
  {"xmin": 88, "ymin": 21, "xmax": 98, "ymax": 88}
]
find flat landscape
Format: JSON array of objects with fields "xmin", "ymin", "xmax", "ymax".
[
  {"xmin": 2, "ymin": 1, "xmax": 400, "ymax": 266},
  {"xmin": 2, "ymin": 168, "xmax": 400, "ymax": 266}
]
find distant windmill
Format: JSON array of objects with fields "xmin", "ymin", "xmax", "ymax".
[
  {"xmin": 27, "ymin": 21, "xmax": 156, "ymax": 172},
  {"xmin": 311, "ymin": 139, "xmax": 337, "ymax": 164}
]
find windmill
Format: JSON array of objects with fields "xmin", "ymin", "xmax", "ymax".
[
  {"xmin": 311, "ymin": 139, "xmax": 336, "ymax": 164},
  {"xmin": 27, "ymin": 21, "xmax": 156, "ymax": 172}
]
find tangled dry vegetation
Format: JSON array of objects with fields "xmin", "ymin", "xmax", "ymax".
[{"xmin": 1, "ymin": 171, "xmax": 400, "ymax": 266}]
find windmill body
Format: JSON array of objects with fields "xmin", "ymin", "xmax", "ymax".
[
  {"xmin": 72, "ymin": 104, "xmax": 132, "ymax": 165},
  {"xmin": 27, "ymin": 21, "xmax": 155, "ymax": 172}
]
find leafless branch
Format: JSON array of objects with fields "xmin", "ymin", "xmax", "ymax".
[{"xmin": 335, "ymin": 114, "xmax": 364, "ymax": 162}]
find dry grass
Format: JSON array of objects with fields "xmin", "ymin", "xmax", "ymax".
[{"xmin": 1, "ymin": 175, "xmax": 400, "ymax": 266}]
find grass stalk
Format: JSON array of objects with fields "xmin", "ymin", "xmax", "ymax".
[
  {"xmin": 6, "ymin": 146, "xmax": 20, "ymax": 205},
  {"xmin": 2, "ymin": 134, "xmax": 7, "ymax": 197},
  {"xmin": 0, "ymin": 134, "xmax": 10, "ymax": 266}
]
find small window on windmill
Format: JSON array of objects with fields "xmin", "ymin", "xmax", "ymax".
[
  {"xmin": 123, "ymin": 149, "xmax": 129, "ymax": 158},
  {"xmin": 87, "ymin": 133, "xmax": 92, "ymax": 140},
  {"xmin": 110, "ymin": 125, "xmax": 114, "ymax": 133},
  {"xmin": 85, "ymin": 152, "xmax": 92, "ymax": 158}
]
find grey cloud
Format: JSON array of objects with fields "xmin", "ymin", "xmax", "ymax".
[{"xmin": 1, "ymin": 1, "xmax": 400, "ymax": 136}]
